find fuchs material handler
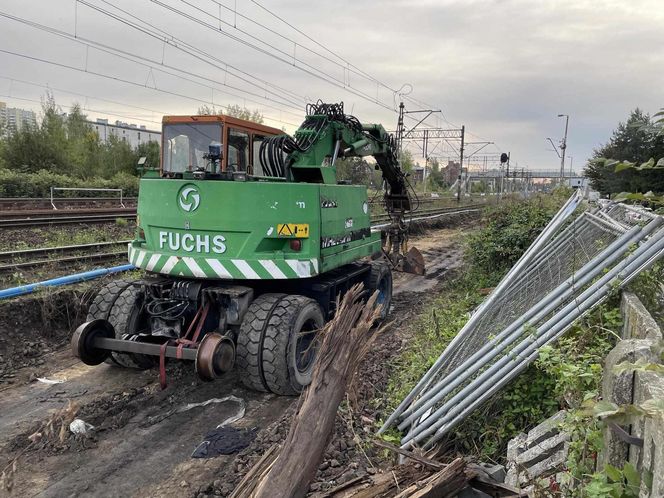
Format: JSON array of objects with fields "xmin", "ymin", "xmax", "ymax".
[{"xmin": 72, "ymin": 102, "xmax": 423, "ymax": 394}]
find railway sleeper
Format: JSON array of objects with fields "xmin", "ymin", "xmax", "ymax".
[{"xmin": 71, "ymin": 260, "xmax": 392, "ymax": 395}]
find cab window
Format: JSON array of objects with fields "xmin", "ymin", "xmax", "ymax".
[
  {"xmin": 227, "ymin": 128, "xmax": 249, "ymax": 172},
  {"xmin": 252, "ymin": 134, "xmax": 266, "ymax": 175},
  {"xmin": 163, "ymin": 122, "xmax": 222, "ymax": 173}
]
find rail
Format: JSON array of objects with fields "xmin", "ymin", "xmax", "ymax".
[
  {"xmin": 0, "ymin": 241, "xmax": 131, "ymax": 274},
  {"xmin": 0, "ymin": 197, "xmax": 138, "ymax": 210},
  {"xmin": 51, "ymin": 187, "xmax": 125, "ymax": 210},
  {"xmin": 0, "ymin": 212, "xmax": 136, "ymax": 228},
  {"xmin": 0, "ymin": 204, "xmax": 485, "ymax": 299}
]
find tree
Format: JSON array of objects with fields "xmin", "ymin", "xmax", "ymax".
[
  {"xmin": 399, "ymin": 149, "xmax": 414, "ymax": 174},
  {"xmin": 335, "ymin": 156, "xmax": 380, "ymax": 186},
  {"xmin": 585, "ymin": 108, "xmax": 664, "ymax": 195},
  {"xmin": 197, "ymin": 104, "xmax": 264, "ymax": 124},
  {"xmin": 426, "ymin": 157, "xmax": 444, "ymax": 190}
]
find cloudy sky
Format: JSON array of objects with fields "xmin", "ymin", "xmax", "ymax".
[{"xmin": 1, "ymin": 0, "xmax": 662, "ymax": 172}]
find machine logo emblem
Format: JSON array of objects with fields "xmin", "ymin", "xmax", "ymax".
[{"xmin": 178, "ymin": 185, "xmax": 200, "ymax": 212}]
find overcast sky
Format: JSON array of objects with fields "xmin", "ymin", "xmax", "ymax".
[{"xmin": 1, "ymin": 0, "xmax": 662, "ymax": 171}]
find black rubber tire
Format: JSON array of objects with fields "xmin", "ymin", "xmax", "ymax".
[
  {"xmin": 262, "ymin": 295, "xmax": 324, "ymax": 395},
  {"xmin": 236, "ymin": 294, "xmax": 325, "ymax": 395},
  {"xmin": 107, "ymin": 285, "xmax": 152, "ymax": 369},
  {"xmin": 86, "ymin": 280, "xmax": 132, "ymax": 366},
  {"xmin": 236, "ymin": 293, "xmax": 286, "ymax": 392},
  {"xmin": 365, "ymin": 260, "xmax": 393, "ymax": 322}
]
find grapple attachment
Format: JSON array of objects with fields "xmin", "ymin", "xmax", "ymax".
[{"xmin": 400, "ymin": 246, "xmax": 425, "ymax": 275}]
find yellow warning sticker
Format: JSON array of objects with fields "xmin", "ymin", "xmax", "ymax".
[{"xmin": 277, "ymin": 223, "xmax": 309, "ymax": 238}]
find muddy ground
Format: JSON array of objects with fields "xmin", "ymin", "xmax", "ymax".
[{"xmin": 0, "ymin": 222, "xmax": 473, "ymax": 498}]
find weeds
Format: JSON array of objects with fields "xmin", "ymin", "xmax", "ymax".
[{"xmin": 1, "ymin": 400, "xmax": 79, "ymax": 492}]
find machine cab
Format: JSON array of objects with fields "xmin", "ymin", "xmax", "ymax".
[{"xmin": 160, "ymin": 115, "xmax": 283, "ymax": 178}]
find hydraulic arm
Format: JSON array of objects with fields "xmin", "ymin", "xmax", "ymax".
[{"xmin": 258, "ymin": 102, "xmax": 424, "ymax": 274}]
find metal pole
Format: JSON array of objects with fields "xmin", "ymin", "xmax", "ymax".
[
  {"xmin": 559, "ymin": 114, "xmax": 569, "ymax": 180},
  {"xmin": 379, "ymin": 191, "xmax": 581, "ymax": 433},
  {"xmin": 402, "ymin": 227, "xmax": 664, "ymax": 447},
  {"xmin": 398, "ymin": 222, "xmax": 650, "ymax": 428},
  {"xmin": 50, "ymin": 186, "xmax": 56, "ymax": 210},
  {"xmin": 457, "ymin": 126, "xmax": 464, "ymax": 203}
]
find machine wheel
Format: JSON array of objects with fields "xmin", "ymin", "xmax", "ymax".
[
  {"xmin": 365, "ymin": 261, "xmax": 393, "ymax": 322},
  {"xmin": 107, "ymin": 285, "xmax": 153, "ymax": 369},
  {"xmin": 262, "ymin": 295, "xmax": 324, "ymax": 395},
  {"xmin": 236, "ymin": 293, "xmax": 286, "ymax": 392},
  {"xmin": 87, "ymin": 279, "xmax": 132, "ymax": 366},
  {"xmin": 236, "ymin": 294, "xmax": 324, "ymax": 395}
]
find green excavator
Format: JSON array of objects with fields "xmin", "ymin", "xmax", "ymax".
[{"xmin": 72, "ymin": 102, "xmax": 424, "ymax": 394}]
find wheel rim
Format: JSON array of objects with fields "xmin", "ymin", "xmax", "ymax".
[
  {"xmin": 377, "ymin": 276, "xmax": 388, "ymax": 305},
  {"xmin": 377, "ymin": 274, "xmax": 391, "ymax": 318},
  {"xmin": 295, "ymin": 318, "xmax": 319, "ymax": 374}
]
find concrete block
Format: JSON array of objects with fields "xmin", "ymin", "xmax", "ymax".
[
  {"xmin": 621, "ymin": 292, "xmax": 662, "ymax": 341},
  {"xmin": 630, "ymin": 371, "xmax": 664, "ymax": 470},
  {"xmin": 521, "ymin": 445, "xmax": 569, "ymax": 484},
  {"xmin": 516, "ymin": 431, "xmax": 570, "ymax": 467},
  {"xmin": 599, "ymin": 339, "xmax": 659, "ymax": 469},
  {"xmin": 640, "ymin": 411, "xmax": 664, "ymax": 498},
  {"xmin": 505, "ymin": 433, "xmax": 527, "ymax": 487},
  {"xmin": 505, "ymin": 411, "xmax": 569, "ymax": 491}
]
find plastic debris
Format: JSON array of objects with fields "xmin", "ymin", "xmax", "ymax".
[
  {"xmin": 36, "ymin": 377, "xmax": 66, "ymax": 385},
  {"xmin": 69, "ymin": 419, "xmax": 95, "ymax": 434},
  {"xmin": 191, "ymin": 426, "xmax": 258, "ymax": 458}
]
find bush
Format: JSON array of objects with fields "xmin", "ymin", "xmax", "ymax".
[
  {"xmin": 464, "ymin": 194, "xmax": 564, "ymax": 287},
  {"xmin": 0, "ymin": 169, "xmax": 139, "ymax": 197}
]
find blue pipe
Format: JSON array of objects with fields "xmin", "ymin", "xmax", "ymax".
[{"xmin": 0, "ymin": 264, "xmax": 135, "ymax": 300}]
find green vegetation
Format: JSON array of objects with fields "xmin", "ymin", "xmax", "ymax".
[
  {"xmin": 382, "ymin": 191, "xmax": 629, "ymax": 484},
  {"xmin": 197, "ymin": 104, "xmax": 264, "ymax": 124},
  {"xmin": 0, "ymin": 168, "xmax": 138, "ymax": 198},
  {"xmin": 0, "ymin": 225, "xmax": 134, "ymax": 252},
  {"xmin": 586, "ymin": 108, "xmax": 664, "ymax": 197},
  {"xmin": 0, "ymin": 95, "xmax": 157, "ymax": 197},
  {"xmin": 464, "ymin": 191, "xmax": 568, "ymax": 287}
]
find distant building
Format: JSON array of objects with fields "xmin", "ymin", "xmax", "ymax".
[
  {"xmin": 567, "ymin": 177, "xmax": 588, "ymax": 189},
  {"xmin": 411, "ymin": 165, "xmax": 425, "ymax": 183},
  {"xmin": 443, "ymin": 160, "xmax": 461, "ymax": 185},
  {"xmin": 89, "ymin": 119, "xmax": 161, "ymax": 149},
  {"xmin": 0, "ymin": 101, "xmax": 37, "ymax": 136}
]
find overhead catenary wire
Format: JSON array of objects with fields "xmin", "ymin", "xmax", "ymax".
[
  {"xmin": 246, "ymin": 0, "xmax": 453, "ymax": 131},
  {"xmin": 149, "ymin": 0, "xmax": 408, "ymax": 115},
  {"xmin": 0, "ymin": 49, "xmax": 300, "ymax": 129},
  {"xmin": 0, "ymin": 93, "xmax": 161, "ymax": 125},
  {"xmin": 0, "ymin": 9, "xmax": 304, "ymax": 116},
  {"xmin": 84, "ymin": 0, "xmax": 305, "ymax": 107},
  {"xmin": 0, "ymin": 76, "xmax": 166, "ymax": 124}
]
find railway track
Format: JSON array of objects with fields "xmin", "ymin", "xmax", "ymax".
[
  {"xmin": 0, "ymin": 241, "xmax": 131, "ymax": 274},
  {"xmin": 0, "ymin": 197, "xmax": 137, "ymax": 210},
  {"xmin": 370, "ymin": 204, "xmax": 483, "ymax": 225},
  {"xmin": 0, "ymin": 211, "xmax": 137, "ymax": 228},
  {"xmin": 0, "ymin": 205, "xmax": 482, "ymax": 274}
]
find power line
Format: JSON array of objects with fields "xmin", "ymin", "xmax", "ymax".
[
  {"xmin": 0, "ymin": 93, "xmax": 162, "ymax": 125},
  {"xmin": 0, "ymin": 9, "xmax": 304, "ymax": 115},
  {"xmin": 0, "ymin": 75, "xmax": 166, "ymax": 123},
  {"xmin": 0, "ymin": 48, "xmax": 301, "ymax": 128},
  {"xmin": 89, "ymin": 0, "xmax": 305, "ymax": 106},
  {"xmin": 210, "ymin": 0, "xmax": 399, "ymax": 95},
  {"xmin": 246, "ymin": 0, "xmax": 452, "ymax": 130},
  {"xmin": 150, "ymin": 0, "xmax": 402, "ymax": 114}
]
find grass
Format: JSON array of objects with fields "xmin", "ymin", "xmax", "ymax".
[{"xmin": 0, "ymin": 225, "xmax": 134, "ymax": 252}]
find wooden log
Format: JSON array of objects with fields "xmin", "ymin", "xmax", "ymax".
[
  {"xmin": 372, "ymin": 439, "xmax": 445, "ymax": 470},
  {"xmin": 246, "ymin": 285, "xmax": 383, "ymax": 498},
  {"xmin": 393, "ymin": 458, "xmax": 468, "ymax": 498}
]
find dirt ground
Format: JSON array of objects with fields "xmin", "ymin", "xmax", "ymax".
[{"xmin": 0, "ymin": 222, "xmax": 473, "ymax": 498}]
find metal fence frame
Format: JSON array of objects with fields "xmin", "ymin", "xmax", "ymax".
[{"xmin": 50, "ymin": 187, "xmax": 125, "ymax": 209}]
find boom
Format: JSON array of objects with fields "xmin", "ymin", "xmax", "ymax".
[{"xmin": 259, "ymin": 102, "xmax": 423, "ymax": 274}]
